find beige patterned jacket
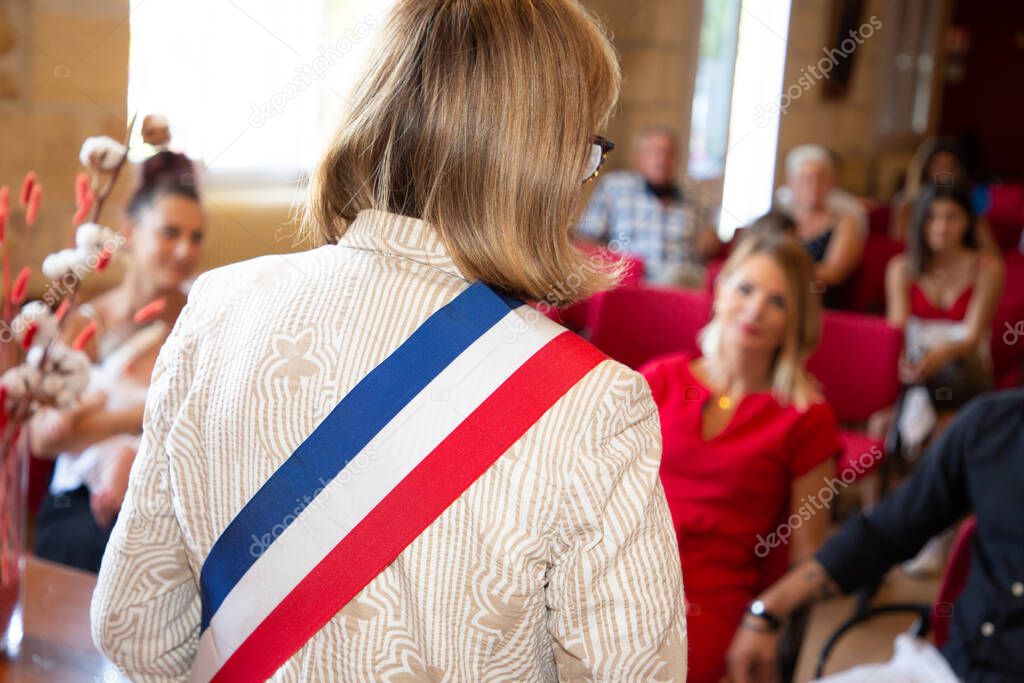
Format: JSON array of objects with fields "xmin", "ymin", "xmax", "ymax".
[{"xmin": 91, "ymin": 210, "xmax": 687, "ymax": 681}]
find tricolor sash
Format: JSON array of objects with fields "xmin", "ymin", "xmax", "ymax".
[{"xmin": 191, "ymin": 282, "xmax": 605, "ymax": 682}]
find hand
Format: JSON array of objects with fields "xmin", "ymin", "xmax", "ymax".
[
  {"xmin": 725, "ymin": 617, "xmax": 781, "ymax": 683},
  {"xmin": 908, "ymin": 348, "xmax": 950, "ymax": 382},
  {"xmin": 696, "ymin": 227, "xmax": 722, "ymax": 260},
  {"xmin": 89, "ymin": 444, "xmax": 136, "ymax": 528},
  {"xmin": 28, "ymin": 392, "xmax": 106, "ymax": 456},
  {"xmin": 90, "ymin": 488, "xmax": 120, "ymax": 529},
  {"xmin": 123, "ymin": 402, "xmax": 146, "ymax": 435},
  {"xmin": 898, "ymin": 352, "xmax": 917, "ymax": 384},
  {"xmin": 29, "ymin": 408, "xmax": 74, "ymax": 457}
]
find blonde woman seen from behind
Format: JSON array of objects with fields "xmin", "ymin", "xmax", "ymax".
[{"xmin": 91, "ymin": 2, "xmax": 687, "ymax": 681}]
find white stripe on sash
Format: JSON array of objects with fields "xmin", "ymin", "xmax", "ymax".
[{"xmin": 190, "ymin": 306, "xmax": 561, "ymax": 681}]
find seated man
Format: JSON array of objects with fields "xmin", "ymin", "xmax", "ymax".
[
  {"xmin": 726, "ymin": 388, "xmax": 1024, "ymax": 683},
  {"xmin": 578, "ymin": 126, "xmax": 720, "ymax": 287}
]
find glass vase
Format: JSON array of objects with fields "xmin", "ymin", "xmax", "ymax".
[{"xmin": 0, "ymin": 434, "xmax": 26, "ymax": 658}]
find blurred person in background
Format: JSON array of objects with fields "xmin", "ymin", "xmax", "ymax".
[
  {"xmin": 727, "ymin": 388, "xmax": 1024, "ymax": 683},
  {"xmin": 748, "ymin": 210, "xmax": 798, "ymax": 237},
  {"xmin": 855, "ymin": 182, "xmax": 1004, "ymax": 574},
  {"xmin": 776, "ymin": 144, "xmax": 866, "ymax": 308},
  {"xmin": 891, "ymin": 137, "xmax": 999, "ymax": 253},
  {"xmin": 883, "ymin": 182, "xmax": 1003, "ymax": 465},
  {"xmin": 29, "ymin": 151, "xmax": 205, "ymax": 572},
  {"xmin": 578, "ymin": 126, "xmax": 721, "ymax": 287},
  {"xmin": 642, "ymin": 230, "xmax": 841, "ymax": 683}
]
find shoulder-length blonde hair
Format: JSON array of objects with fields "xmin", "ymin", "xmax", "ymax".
[
  {"xmin": 699, "ymin": 230, "xmax": 823, "ymax": 410},
  {"xmin": 302, "ymin": 0, "xmax": 621, "ymax": 306}
]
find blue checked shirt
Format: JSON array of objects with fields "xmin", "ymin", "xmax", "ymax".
[{"xmin": 578, "ymin": 171, "xmax": 706, "ymax": 286}]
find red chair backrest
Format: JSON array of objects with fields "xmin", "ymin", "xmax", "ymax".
[
  {"xmin": 541, "ymin": 245, "xmax": 647, "ymax": 332},
  {"xmin": 841, "ymin": 234, "xmax": 905, "ymax": 314},
  {"xmin": 867, "ymin": 203, "xmax": 892, "ymax": 236},
  {"xmin": 619, "ymin": 254, "xmax": 646, "ymax": 286},
  {"xmin": 541, "ymin": 300, "xmax": 589, "ymax": 331},
  {"xmin": 27, "ymin": 455, "xmax": 54, "ymax": 515},
  {"xmin": 991, "ymin": 251, "xmax": 1024, "ymax": 382},
  {"xmin": 932, "ymin": 517, "xmax": 977, "ymax": 648},
  {"xmin": 589, "ymin": 286, "xmax": 712, "ymax": 369},
  {"xmin": 985, "ymin": 183, "xmax": 1024, "ymax": 252},
  {"xmin": 806, "ymin": 310, "xmax": 903, "ymax": 423},
  {"xmin": 574, "ymin": 241, "xmax": 646, "ymax": 285}
]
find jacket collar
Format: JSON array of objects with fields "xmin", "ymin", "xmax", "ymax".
[{"xmin": 337, "ymin": 210, "xmax": 468, "ymax": 281}]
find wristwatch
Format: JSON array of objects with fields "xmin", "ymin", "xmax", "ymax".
[{"xmin": 746, "ymin": 599, "xmax": 783, "ymax": 632}]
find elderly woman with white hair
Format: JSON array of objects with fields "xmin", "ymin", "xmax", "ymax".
[{"xmin": 776, "ymin": 144, "xmax": 866, "ymax": 307}]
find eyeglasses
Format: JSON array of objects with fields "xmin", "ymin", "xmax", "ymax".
[{"xmin": 583, "ymin": 136, "xmax": 615, "ymax": 184}]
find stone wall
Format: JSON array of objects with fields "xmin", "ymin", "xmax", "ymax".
[
  {"xmin": 775, "ymin": 0, "xmax": 949, "ymax": 197},
  {"xmin": 581, "ymin": 0, "xmax": 703, "ymax": 176},
  {"xmin": 0, "ymin": 0, "xmax": 130, "ymax": 295}
]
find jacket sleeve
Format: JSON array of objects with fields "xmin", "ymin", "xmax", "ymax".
[
  {"xmin": 546, "ymin": 363, "xmax": 687, "ymax": 681},
  {"xmin": 815, "ymin": 394, "xmax": 975, "ymax": 593},
  {"xmin": 91, "ymin": 277, "xmax": 210, "ymax": 682}
]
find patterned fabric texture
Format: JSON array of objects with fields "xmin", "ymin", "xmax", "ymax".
[
  {"xmin": 91, "ymin": 209, "xmax": 687, "ymax": 682},
  {"xmin": 578, "ymin": 171, "xmax": 704, "ymax": 287}
]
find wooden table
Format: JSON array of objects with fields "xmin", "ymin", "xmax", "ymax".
[
  {"xmin": 0, "ymin": 556, "xmax": 939, "ymax": 682},
  {"xmin": 0, "ymin": 556, "xmax": 122, "ymax": 682},
  {"xmin": 794, "ymin": 567, "xmax": 940, "ymax": 682}
]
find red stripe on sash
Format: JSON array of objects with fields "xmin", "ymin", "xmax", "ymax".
[{"xmin": 213, "ymin": 331, "xmax": 605, "ymax": 682}]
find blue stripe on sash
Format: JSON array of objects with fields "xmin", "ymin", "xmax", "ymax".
[{"xmin": 199, "ymin": 282, "xmax": 520, "ymax": 630}]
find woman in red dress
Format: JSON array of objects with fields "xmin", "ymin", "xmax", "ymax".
[{"xmin": 641, "ymin": 230, "xmax": 841, "ymax": 683}]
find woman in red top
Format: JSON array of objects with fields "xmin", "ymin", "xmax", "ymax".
[
  {"xmin": 885, "ymin": 182, "xmax": 1004, "ymax": 449},
  {"xmin": 859, "ymin": 183, "xmax": 1005, "ymax": 560},
  {"xmin": 641, "ymin": 231, "xmax": 841, "ymax": 683}
]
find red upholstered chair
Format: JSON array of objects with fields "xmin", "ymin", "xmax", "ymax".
[
  {"xmin": 991, "ymin": 250, "xmax": 1024, "ymax": 388},
  {"xmin": 588, "ymin": 286, "xmax": 712, "ymax": 369},
  {"xmin": 867, "ymin": 203, "xmax": 892, "ymax": 236},
  {"xmin": 541, "ymin": 244, "xmax": 645, "ymax": 333},
  {"xmin": 27, "ymin": 454, "xmax": 54, "ymax": 515},
  {"xmin": 703, "ymin": 258, "xmax": 724, "ymax": 294},
  {"xmin": 931, "ymin": 517, "xmax": 977, "ymax": 648},
  {"xmin": 985, "ymin": 183, "xmax": 1024, "ymax": 252},
  {"xmin": 841, "ymin": 234, "xmax": 905, "ymax": 314},
  {"xmin": 806, "ymin": 310, "xmax": 903, "ymax": 481},
  {"xmin": 990, "ymin": 252, "xmax": 1024, "ymax": 387}
]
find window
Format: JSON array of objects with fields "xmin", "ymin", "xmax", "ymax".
[
  {"xmin": 685, "ymin": 0, "xmax": 793, "ymax": 238},
  {"xmin": 128, "ymin": 0, "xmax": 393, "ymax": 178},
  {"xmin": 687, "ymin": 0, "xmax": 741, "ymax": 180},
  {"xmin": 878, "ymin": 0, "xmax": 942, "ymax": 135},
  {"xmin": 719, "ymin": 0, "xmax": 793, "ymax": 237}
]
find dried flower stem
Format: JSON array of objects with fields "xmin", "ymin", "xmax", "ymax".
[
  {"xmin": 90, "ymin": 114, "xmax": 137, "ymax": 226},
  {"xmin": 0, "ymin": 115, "xmax": 137, "ymax": 567}
]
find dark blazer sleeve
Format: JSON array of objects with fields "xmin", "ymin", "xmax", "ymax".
[{"xmin": 814, "ymin": 398, "xmax": 979, "ymax": 593}]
